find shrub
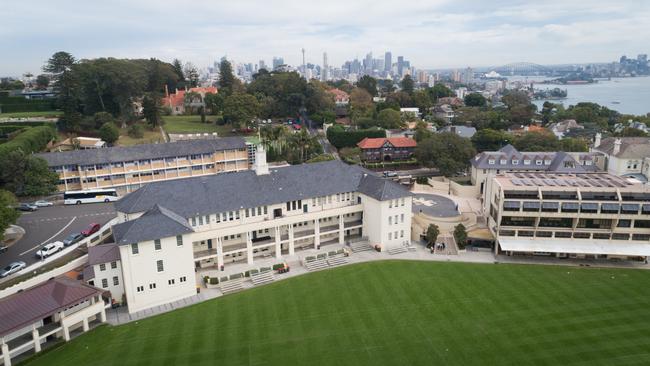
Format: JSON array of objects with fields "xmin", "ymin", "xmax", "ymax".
[
  {"xmin": 220, "ymin": 276, "xmax": 229, "ymax": 282},
  {"xmin": 250, "ymin": 269, "xmax": 259, "ymax": 275},
  {"xmin": 203, "ymin": 275, "xmax": 209, "ymax": 284},
  {"xmin": 326, "ymin": 124, "xmax": 386, "ymax": 149},
  {"xmin": 272, "ymin": 263, "xmax": 285, "ymax": 270},
  {"xmin": 99, "ymin": 122, "xmax": 119, "ymax": 144},
  {"xmin": 305, "ymin": 256, "xmax": 316, "ymax": 262},
  {"xmin": 127, "ymin": 124, "xmax": 144, "ymax": 138},
  {"xmin": 230, "ymin": 273, "xmax": 243, "ymax": 280},
  {"xmin": 209, "ymin": 277, "xmax": 219, "ymax": 285},
  {"xmin": 260, "ymin": 267, "xmax": 271, "ymax": 272},
  {"xmin": 244, "ymin": 270, "xmax": 250, "ymax": 277},
  {"xmin": 0, "ymin": 125, "xmax": 56, "ymax": 157}
]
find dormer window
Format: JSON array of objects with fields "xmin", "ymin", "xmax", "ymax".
[
  {"xmin": 500, "ymin": 159, "xmax": 507, "ymax": 165},
  {"xmin": 512, "ymin": 159, "xmax": 519, "ymax": 165},
  {"xmin": 535, "ymin": 160, "xmax": 542, "ymax": 165},
  {"xmin": 585, "ymin": 160, "xmax": 593, "ymax": 165},
  {"xmin": 488, "ymin": 159, "xmax": 495, "ymax": 165},
  {"xmin": 544, "ymin": 160, "xmax": 551, "ymax": 165},
  {"xmin": 523, "ymin": 160, "xmax": 531, "ymax": 165}
]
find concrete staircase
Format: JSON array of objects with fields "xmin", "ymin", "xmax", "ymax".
[
  {"xmin": 327, "ymin": 256, "xmax": 348, "ymax": 267},
  {"xmin": 251, "ymin": 271, "xmax": 275, "ymax": 286},
  {"xmin": 349, "ymin": 241, "xmax": 373, "ymax": 253},
  {"xmin": 305, "ymin": 259, "xmax": 330, "ymax": 271},
  {"xmin": 387, "ymin": 246, "xmax": 409, "ymax": 255},
  {"xmin": 220, "ymin": 279, "xmax": 244, "ymax": 294}
]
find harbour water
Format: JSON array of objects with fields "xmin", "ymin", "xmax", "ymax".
[{"xmin": 510, "ymin": 76, "xmax": 650, "ymax": 116}]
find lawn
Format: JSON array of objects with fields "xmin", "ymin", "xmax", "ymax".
[
  {"xmin": 21, "ymin": 261, "xmax": 650, "ymax": 366},
  {"xmin": 117, "ymin": 123, "xmax": 164, "ymax": 146},
  {"xmin": 0, "ymin": 111, "xmax": 62, "ymax": 118},
  {"xmin": 163, "ymin": 115, "xmax": 235, "ymax": 136}
]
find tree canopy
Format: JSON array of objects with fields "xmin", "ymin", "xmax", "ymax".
[
  {"xmin": 357, "ymin": 75, "xmax": 378, "ymax": 96},
  {"xmin": 416, "ymin": 132, "xmax": 476, "ymax": 176},
  {"xmin": 464, "ymin": 93, "xmax": 487, "ymax": 107}
]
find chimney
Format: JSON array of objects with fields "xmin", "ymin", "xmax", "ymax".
[
  {"xmin": 613, "ymin": 138, "xmax": 622, "ymax": 156},
  {"xmin": 254, "ymin": 145, "xmax": 270, "ymax": 175},
  {"xmin": 594, "ymin": 133, "xmax": 602, "ymax": 148}
]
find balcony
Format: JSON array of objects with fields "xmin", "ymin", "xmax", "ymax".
[
  {"xmin": 344, "ymin": 220, "xmax": 362, "ymax": 228},
  {"xmin": 320, "ymin": 224, "xmax": 339, "ymax": 233},
  {"xmin": 294, "ymin": 229, "xmax": 315, "ymax": 238},
  {"xmin": 194, "ymin": 247, "xmax": 218, "ymax": 260}
]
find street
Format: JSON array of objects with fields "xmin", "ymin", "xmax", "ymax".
[{"xmin": 0, "ymin": 203, "xmax": 116, "ymax": 270}]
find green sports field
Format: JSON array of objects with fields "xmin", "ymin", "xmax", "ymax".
[{"xmin": 22, "ymin": 261, "xmax": 650, "ymax": 366}]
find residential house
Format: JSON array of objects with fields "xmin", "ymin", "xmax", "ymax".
[{"xmin": 357, "ymin": 137, "xmax": 417, "ymax": 162}]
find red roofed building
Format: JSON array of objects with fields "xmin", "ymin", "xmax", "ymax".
[
  {"xmin": 162, "ymin": 86, "xmax": 218, "ymax": 115},
  {"xmin": 357, "ymin": 137, "xmax": 417, "ymax": 162},
  {"xmin": 328, "ymin": 88, "xmax": 350, "ymax": 105}
]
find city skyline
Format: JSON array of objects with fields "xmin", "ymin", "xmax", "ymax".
[{"xmin": 3, "ymin": 0, "xmax": 650, "ymax": 76}]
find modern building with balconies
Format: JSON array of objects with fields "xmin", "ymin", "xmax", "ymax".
[
  {"xmin": 102, "ymin": 147, "xmax": 412, "ymax": 314},
  {"xmin": 487, "ymin": 171, "xmax": 650, "ymax": 261},
  {"xmin": 36, "ymin": 137, "xmax": 250, "ymax": 194}
]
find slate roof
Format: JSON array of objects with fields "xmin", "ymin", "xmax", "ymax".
[
  {"xmin": 112, "ymin": 204, "xmax": 194, "ymax": 245},
  {"xmin": 0, "ymin": 277, "xmax": 102, "ymax": 338},
  {"xmin": 440, "ymin": 125, "xmax": 477, "ymax": 138},
  {"xmin": 471, "ymin": 144, "xmax": 600, "ymax": 172},
  {"xmin": 593, "ymin": 137, "xmax": 650, "ymax": 158},
  {"xmin": 115, "ymin": 160, "xmax": 411, "ymax": 219},
  {"xmin": 36, "ymin": 137, "xmax": 246, "ymax": 167},
  {"xmin": 87, "ymin": 243, "xmax": 121, "ymax": 265}
]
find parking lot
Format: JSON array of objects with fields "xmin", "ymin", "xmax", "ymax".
[{"xmin": 1, "ymin": 203, "xmax": 116, "ymax": 270}]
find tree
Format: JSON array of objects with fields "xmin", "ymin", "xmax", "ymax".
[
  {"xmin": 43, "ymin": 51, "xmax": 75, "ymax": 75},
  {"xmin": 0, "ymin": 190, "xmax": 19, "ymax": 241},
  {"xmin": 349, "ymin": 88, "xmax": 374, "ymax": 123},
  {"xmin": 513, "ymin": 131, "xmax": 560, "ymax": 152},
  {"xmin": 425, "ymin": 224, "xmax": 440, "ymax": 248},
  {"xmin": 93, "ymin": 111, "xmax": 114, "ymax": 129},
  {"xmin": 172, "ymin": 59, "xmax": 185, "ymax": 81},
  {"xmin": 183, "ymin": 62, "xmax": 199, "ymax": 88},
  {"xmin": 0, "ymin": 151, "xmax": 58, "ymax": 196},
  {"xmin": 416, "ymin": 133, "xmax": 476, "ymax": 176},
  {"xmin": 559, "ymin": 137, "xmax": 588, "ymax": 152},
  {"xmin": 464, "ymin": 93, "xmax": 486, "ymax": 107},
  {"xmin": 35, "ymin": 74, "xmax": 49, "ymax": 90},
  {"xmin": 619, "ymin": 127, "xmax": 648, "ymax": 137},
  {"xmin": 218, "ymin": 60, "xmax": 236, "ymax": 95},
  {"xmin": 99, "ymin": 122, "xmax": 119, "ymax": 144},
  {"xmin": 400, "ymin": 75, "xmax": 414, "ymax": 94},
  {"xmin": 429, "ymin": 84, "xmax": 454, "ymax": 100},
  {"xmin": 412, "ymin": 90, "xmax": 433, "ymax": 112},
  {"xmin": 127, "ymin": 124, "xmax": 144, "ymax": 138},
  {"xmin": 471, "ymin": 128, "xmax": 512, "ymax": 152},
  {"xmin": 204, "ymin": 92, "xmax": 224, "ymax": 115},
  {"xmin": 453, "ymin": 224, "xmax": 467, "ymax": 249},
  {"xmin": 142, "ymin": 93, "xmax": 163, "ymax": 128},
  {"xmin": 357, "ymin": 75, "xmax": 378, "ymax": 96},
  {"xmin": 223, "ymin": 93, "xmax": 260, "ymax": 129},
  {"xmin": 376, "ymin": 108, "xmax": 403, "ymax": 129}
]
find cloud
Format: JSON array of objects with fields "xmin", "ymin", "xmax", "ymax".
[{"xmin": 1, "ymin": 0, "xmax": 649, "ymax": 76}]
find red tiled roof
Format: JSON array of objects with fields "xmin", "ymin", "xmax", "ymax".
[
  {"xmin": 0, "ymin": 277, "xmax": 103, "ymax": 337},
  {"xmin": 357, "ymin": 137, "xmax": 417, "ymax": 149},
  {"xmin": 161, "ymin": 87, "xmax": 218, "ymax": 108}
]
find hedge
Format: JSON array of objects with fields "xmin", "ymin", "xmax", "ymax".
[
  {"xmin": 0, "ymin": 125, "xmax": 27, "ymax": 136},
  {"xmin": 0, "ymin": 125, "xmax": 56, "ymax": 157},
  {"xmin": 209, "ymin": 277, "xmax": 219, "ymax": 285},
  {"xmin": 272, "ymin": 263, "xmax": 284, "ymax": 270},
  {"xmin": 326, "ymin": 125, "xmax": 386, "ymax": 149}
]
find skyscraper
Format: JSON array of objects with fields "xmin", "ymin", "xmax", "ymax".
[
  {"xmin": 259, "ymin": 60, "xmax": 267, "ymax": 71},
  {"xmin": 322, "ymin": 52, "xmax": 329, "ymax": 81},
  {"xmin": 397, "ymin": 56, "xmax": 404, "ymax": 77},
  {"xmin": 272, "ymin": 57, "xmax": 284, "ymax": 70},
  {"xmin": 384, "ymin": 52, "xmax": 392, "ymax": 73},
  {"xmin": 364, "ymin": 52, "xmax": 373, "ymax": 73}
]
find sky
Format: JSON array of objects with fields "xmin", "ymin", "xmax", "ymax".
[{"xmin": 2, "ymin": 0, "xmax": 650, "ymax": 77}]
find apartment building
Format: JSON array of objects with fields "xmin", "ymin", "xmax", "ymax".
[
  {"xmin": 104, "ymin": 149, "xmax": 412, "ymax": 313},
  {"xmin": 36, "ymin": 137, "xmax": 250, "ymax": 194},
  {"xmin": 487, "ymin": 171, "xmax": 650, "ymax": 261},
  {"xmin": 471, "ymin": 144, "xmax": 605, "ymax": 213}
]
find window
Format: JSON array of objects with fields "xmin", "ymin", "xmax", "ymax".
[
  {"xmin": 400, "ymin": 214, "xmax": 404, "ymax": 223},
  {"xmin": 149, "ymin": 283, "xmax": 156, "ymax": 289},
  {"xmin": 110, "ymin": 261, "xmax": 117, "ymax": 269},
  {"xmin": 180, "ymin": 276, "xmax": 187, "ymax": 282},
  {"xmin": 488, "ymin": 159, "xmax": 495, "ymax": 165},
  {"xmin": 388, "ymin": 232, "xmax": 392, "ymax": 240},
  {"xmin": 511, "ymin": 159, "xmax": 519, "ymax": 165},
  {"xmin": 136, "ymin": 286, "xmax": 144, "ymax": 292},
  {"xmin": 101, "ymin": 279, "xmax": 108, "ymax": 288},
  {"xmin": 113, "ymin": 276, "xmax": 119, "ymax": 286},
  {"xmin": 176, "ymin": 235, "xmax": 183, "ymax": 246},
  {"xmin": 199, "ymin": 216, "xmax": 204, "ymax": 225},
  {"xmin": 401, "ymin": 198, "xmax": 405, "ymax": 207},
  {"xmin": 523, "ymin": 160, "xmax": 531, "ymax": 165},
  {"xmin": 156, "ymin": 260, "xmax": 164, "ymax": 272},
  {"xmin": 99, "ymin": 263, "xmax": 106, "ymax": 271},
  {"xmin": 500, "ymin": 159, "xmax": 507, "ymax": 165},
  {"xmin": 389, "ymin": 216, "xmax": 392, "ymax": 225},
  {"xmin": 154, "ymin": 239, "xmax": 161, "ymax": 251},
  {"xmin": 131, "ymin": 243, "xmax": 139, "ymax": 255},
  {"xmin": 389, "ymin": 201, "xmax": 393, "ymax": 208},
  {"xmin": 400, "ymin": 230, "xmax": 404, "ymax": 238},
  {"xmin": 168, "ymin": 279, "xmax": 175, "ymax": 285}
]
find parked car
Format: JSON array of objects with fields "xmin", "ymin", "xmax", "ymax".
[
  {"xmin": 62, "ymin": 233, "xmax": 84, "ymax": 247},
  {"xmin": 35, "ymin": 241, "xmax": 64, "ymax": 258},
  {"xmin": 33, "ymin": 200, "xmax": 54, "ymax": 207},
  {"xmin": 0, "ymin": 261, "xmax": 26, "ymax": 278},
  {"xmin": 0, "ymin": 246, "xmax": 7, "ymax": 254},
  {"xmin": 383, "ymin": 171, "xmax": 397, "ymax": 178},
  {"xmin": 81, "ymin": 223, "xmax": 101, "ymax": 237},
  {"xmin": 17, "ymin": 203, "xmax": 39, "ymax": 211}
]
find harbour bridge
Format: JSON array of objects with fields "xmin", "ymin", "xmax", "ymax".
[{"xmin": 493, "ymin": 62, "xmax": 550, "ymax": 76}]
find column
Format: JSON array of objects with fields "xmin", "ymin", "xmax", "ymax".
[
  {"xmin": 216, "ymin": 238, "xmax": 224, "ymax": 269},
  {"xmin": 100, "ymin": 308, "xmax": 107, "ymax": 323},
  {"xmin": 338, "ymin": 215, "xmax": 345, "ymax": 244},
  {"xmin": 274, "ymin": 227, "xmax": 282, "ymax": 259},
  {"xmin": 288, "ymin": 225, "xmax": 295, "ymax": 256},
  {"xmin": 246, "ymin": 232, "xmax": 254, "ymax": 265},
  {"xmin": 314, "ymin": 219, "xmax": 320, "ymax": 249},
  {"xmin": 63, "ymin": 326, "xmax": 70, "ymax": 341},
  {"xmin": 2, "ymin": 342, "xmax": 11, "ymax": 366},
  {"xmin": 32, "ymin": 326, "xmax": 41, "ymax": 353},
  {"xmin": 82, "ymin": 318, "xmax": 89, "ymax": 332}
]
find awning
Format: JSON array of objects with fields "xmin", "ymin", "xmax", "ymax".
[
  {"xmin": 467, "ymin": 228, "xmax": 494, "ymax": 241},
  {"xmin": 498, "ymin": 238, "xmax": 650, "ymax": 256}
]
